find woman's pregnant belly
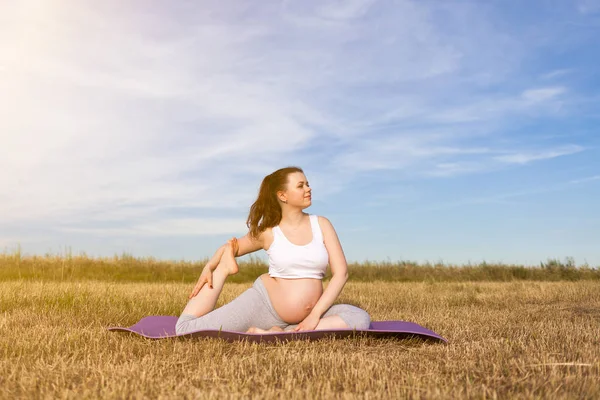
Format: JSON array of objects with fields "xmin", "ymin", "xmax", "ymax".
[{"xmin": 260, "ymin": 273, "xmax": 323, "ymax": 324}]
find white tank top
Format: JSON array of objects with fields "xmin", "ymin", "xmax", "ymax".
[{"xmin": 266, "ymin": 214, "xmax": 329, "ymax": 279}]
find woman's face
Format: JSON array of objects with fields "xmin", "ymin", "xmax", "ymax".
[{"xmin": 280, "ymin": 172, "xmax": 312, "ymax": 208}]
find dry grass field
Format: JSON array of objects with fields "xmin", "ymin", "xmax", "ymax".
[{"xmin": 1, "ymin": 260, "xmax": 599, "ymax": 399}]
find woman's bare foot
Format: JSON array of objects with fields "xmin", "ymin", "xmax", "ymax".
[
  {"xmin": 221, "ymin": 241, "xmax": 239, "ymax": 276},
  {"xmin": 246, "ymin": 326, "xmax": 284, "ymax": 334},
  {"xmin": 222, "ymin": 255, "xmax": 239, "ymax": 276}
]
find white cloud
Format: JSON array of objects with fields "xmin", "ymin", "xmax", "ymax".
[
  {"xmin": 412, "ymin": 180, "xmax": 581, "ymax": 212},
  {"xmin": 330, "ymin": 129, "xmax": 499, "ymax": 179},
  {"xmin": 521, "ymin": 87, "xmax": 566, "ymax": 103},
  {"xmin": 58, "ymin": 218, "xmax": 248, "ymax": 237},
  {"xmin": 493, "ymin": 145, "xmax": 585, "ymax": 165},
  {"xmin": 570, "ymin": 175, "xmax": 600, "ymax": 184},
  {"xmin": 425, "ymin": 161, "xmax": 487, "ymax": 177},
  {"xmin": 418, "ymin": 86, "xmax": 568, "ymax": 124},
  {"xmin": 540, "ymin": 69, "xmax": 574, "ymax": 80}
]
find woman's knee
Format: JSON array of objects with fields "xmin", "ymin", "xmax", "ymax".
[
  {"xmin": 354, "ymin": 307, "xmax": 371, "ymax": 330},
  {"xmin": 328, "ymin": 304, "xmax": 371, "ymax": 330}
]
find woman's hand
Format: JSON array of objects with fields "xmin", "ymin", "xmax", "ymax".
[
  {"xmin": 293, "ymin": 313, "xmax": 320, "ymax": 332},
  {"xmin": 188, "ymin": 266, "xmax": 213, "ymax": 299}
]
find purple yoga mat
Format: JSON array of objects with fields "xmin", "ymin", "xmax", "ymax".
[{"xmin": 107, "ymin": 316, "xmax": 447, "ymax": 344}]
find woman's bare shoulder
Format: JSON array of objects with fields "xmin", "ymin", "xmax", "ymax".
[
  {"xmin": 316, "ymin": 215, "xmax": 332, "ymax": 226},
  {"xmin": 316, "ymin": 215, "xmax": 338, "ymax": 238}
]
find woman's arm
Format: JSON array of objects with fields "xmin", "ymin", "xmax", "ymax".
[
  {"xmin": 308, "ymin": 216, "xmax": 349, "ymax": 318},
  {"xmin": 205, "ymin": 231, "xmax": 263, "ymax": 271},
  {"xmin": 229, "ymin": 232, "xmax": 264, "ymax": 257}
]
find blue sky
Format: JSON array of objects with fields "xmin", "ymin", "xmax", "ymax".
[{"xmin": 1, "ymin": 0, "xmax": 599, "ymax": 266}]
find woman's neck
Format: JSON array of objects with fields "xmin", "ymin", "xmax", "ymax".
[{"xmin": 280, "ymin": 210, "xmax": 308, "ymax": 228}]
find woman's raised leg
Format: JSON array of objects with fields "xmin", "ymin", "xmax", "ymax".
[
  {"xmin": 180, "ymin": 244, "xmax": 238, "ymax": 318},
  {"xmin": 175, "ymin": 277, "xmax": 287, "ymax": 335}
]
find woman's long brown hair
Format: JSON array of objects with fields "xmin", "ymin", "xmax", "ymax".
[{"xmin": 246, "ymin": 166, "xmax": 304, "ymax": 240}]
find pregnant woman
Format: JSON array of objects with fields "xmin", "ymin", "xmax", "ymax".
[{"xmin": 175, "ymin": 166, "xmax": 371, "ymax": 335}]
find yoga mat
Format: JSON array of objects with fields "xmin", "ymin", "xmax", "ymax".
[{"xmin": 107, "ymin": 316, "xmax": 448, "ymax": 344}]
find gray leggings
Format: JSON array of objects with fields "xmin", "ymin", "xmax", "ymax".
[{"xmin": 176, "ymin": 276, "xmax": 371, "ymax": 335}]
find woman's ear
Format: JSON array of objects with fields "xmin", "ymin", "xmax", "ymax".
[{"xmin": 277, "ymin": 191, "xmax": 286, "ymax": 203}]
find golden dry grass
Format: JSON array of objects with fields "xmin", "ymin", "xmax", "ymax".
[
  {"xmin": 1, "ymin": 279, "xmax": 599, "ymax": 399},
  {"xmin": 1, "ymin": 249, "xmax": 598, "ymax": 283}
]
